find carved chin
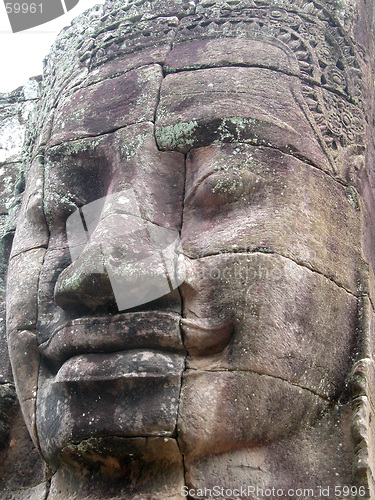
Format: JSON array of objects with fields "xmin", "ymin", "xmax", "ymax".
[{"xmin": 36, "ymin": 361, "xmax": 183, "ymax": 467}]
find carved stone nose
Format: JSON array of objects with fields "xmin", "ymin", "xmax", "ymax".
[
  {"xmin": 54, "ymin": 243, "xmax": 115, "ymax": 311},
  {"xmin": 54, "ymin": 203, "xmax": 185, "ymax": 312}
]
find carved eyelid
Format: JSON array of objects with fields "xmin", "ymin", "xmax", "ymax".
[{"xmin": 184, "ymin": 167, "xmax": 266, "ymax": 205}]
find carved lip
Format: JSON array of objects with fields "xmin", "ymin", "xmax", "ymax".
[
  {"xmin": 39, "ymin": 311, "xmax": 185, "ymax": 366},
  {"xmin": 54, "ymin": 350, "xmax": 185, "ymax": 383}
]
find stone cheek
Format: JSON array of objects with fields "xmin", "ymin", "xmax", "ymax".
[
  {"xmin": 6, "ymin": 248, "xmax": 46, "ymax": 334},
  {"xmin": 178, "ymin": 370, "xmax": 328, "ymax": 458},
  {"xmin": 180, "ymin": 253, "xmax": 357, "ymax": 400},
  {"xmin": 178, "ymin": 252, "xmax": 358, "ymax": 490}
]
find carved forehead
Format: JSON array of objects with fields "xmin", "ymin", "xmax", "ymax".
[{"xmin": 24, "ymin": 0, "xmax": 366, "ymax": 185}]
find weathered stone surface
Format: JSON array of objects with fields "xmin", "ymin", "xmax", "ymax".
[
  {"xmin": 44, "ymin": 124, "xmax": 184, "ymax": 233},
  {"xmin": 182, "ymin": 402, "xmax": 356, "ymax": 498},
  {"xmin": 0, "ymin": 482, "xmax": 48, "ymax": 500},
  {"xmin": 6, "ymin": 249, "xmax": 46, "ymax": 333},
  {"xmin": 7, "ymin": 330, "xmax": 40, "ymax": 449},
  {"xmin": 165, "ymin": 38, "xmax": 299, "ymax": 75},
  {"xmin": 7, "ymin": 331, "xmax": 39, "ymax": 404},
  {"xmin": 0, "ymin": 162, "xmax": 22, "ymax": 214},
  {"xmin": 350, "ymin": 300, "xmax": 375, "ymax": 489},
  {"xmin": 38, "ymin": 123, "xmax": 184, "ymax": 331},
  {"xmin": 0, "ymin": 408, "xmax": 46, "ymax": 498},
  {"xmin": 88, "ymin": 16, "xmax": 179, "ymax": 73},
  {"xmin": 36, "ymin": 245, "xmax": 72, "ymax": 342},
  {"xmin": 36, "ymin": 348, "xmax": 185, "ymax": 464},
  {"xmin": 49, "ymin": 437, "xmax": 184, "ymax": 499},
  {"xmin": 40, "ymin": 311, "xmax": 184, "ymax": 364},
  {"xmin": 0, "ymin": 306, "xmax": 12, "ymax": 383},
  {"xmin": 99, "ymin": 0, "xmax": 195, "ymax": 23},
  {"xmin": 0, "ymin": 235, "xmax": 13, "ymax": 383},
  {"xmin": 48, "ymin": 65, "xmax": 163, "ymax": 147},
  {"xmin": 10, "ymin": 157, "xmax": 48, "ymax": 257},
  {"xmin": 0, "ymin": 383, "xmax": 16, "ymax": 449},
  {"xmin": 86, "ymin": 44, "xmax": 175, "ymax": 87},
  {"xmin": 0, "ymin": 77, "xmax": 43, "ymax": 399},
  {"xmin": 178, "ymin": 369, "xmax": 328, "ymax": 458},
  {"xmin": 0, "ymin": 78, "xmax": 41, "ymax": 164}
]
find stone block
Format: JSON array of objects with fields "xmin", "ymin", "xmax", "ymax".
[
  {"xmin": 165, "ymin": 38, "xmax": 299, "ymax": 75},
  {"xmin": 48, "ymin": 65, "xmax": 163, "ymax": 146},
  {"xmin": 11, "ymin": 157, "xmax": 48, "ymax": 257}
]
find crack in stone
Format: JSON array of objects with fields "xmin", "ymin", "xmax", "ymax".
[
  {"xmin": 33, "ymin": 161, "xmax": 49, "ymax": 462},
  {"xmin": 75, "ymin": 62, "xmax": 163, "ymax": 93},
  {"xmin": 182, "ymin": 249, "xmax": 358, "ymax": 297},
  {"xmin": 163, "ymin": 63, "xmax": 358, "ymax": 107},
  {"xmin": 186, "ymin": 367, "xmax": 334, "ymax": 403},
  {"xmin": 44, "ymin": 479, "xmax": 51, "ymax": 500},
  {"xmin": 153, "ymin": 64, "xmax": 166, "ymax": 153},
  {"xmin": 175, "ymin": 151, "xmax": 188, "ymax": 490},
  {"xmin": 252, "ymin": 142, "xmax": 348, "ymax": 188},
  {"xmin": 367, "ymin": 294, "xmax": 375, "ymax": 313},
  {"xmin": 44, "ymin": 120, "xmax": 155, "ymax": 153},
  {"xmin": 43, "ymin": 70, "xmax": 350, "ymax": 194},
  {"xmin": 10, "ymin": 243, "xmax": 48, "ymax": 261},
  {"xmin": 152, "ymin": 119, "xmax": 347, "ymax": 190}
]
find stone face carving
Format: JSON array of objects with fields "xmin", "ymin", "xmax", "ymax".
[{"xmin": 4, "ymin": 0, "xmax": 375, "ymax": 498}]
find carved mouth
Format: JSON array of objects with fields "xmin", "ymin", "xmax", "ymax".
[{"xmin": 39, "ymin": 310, "xmax": 235, "ymax": 381}]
